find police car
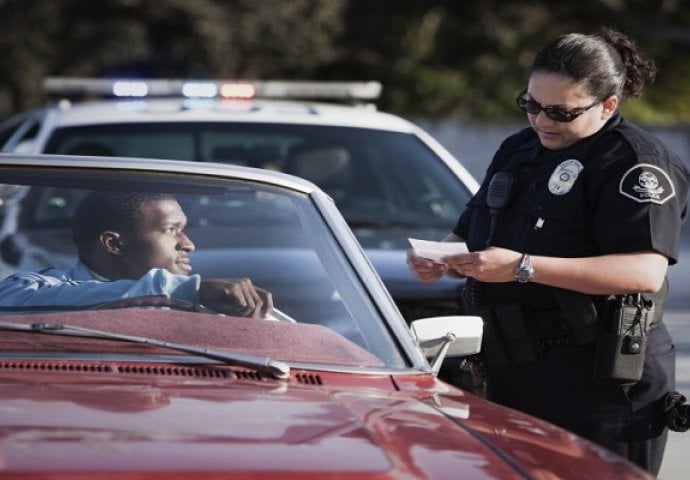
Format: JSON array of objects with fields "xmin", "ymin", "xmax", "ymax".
[{"xmin": 0, "ymin": 78, "xmax": 479, "ymax": 321}]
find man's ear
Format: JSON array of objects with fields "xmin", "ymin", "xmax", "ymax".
[{"xmin": 101, "ymin": 231, "xmax": 123, "ymax": 255}]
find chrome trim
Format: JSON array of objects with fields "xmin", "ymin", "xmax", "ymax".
[{"xmin": 0, "ymin": 153, "xmax": 319, "ymax": 194}]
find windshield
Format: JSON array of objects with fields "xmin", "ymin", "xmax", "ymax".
[
  {"xmin": 44, "ymin": 123, "xmax": 471, "ymax": 249},
  {"xmin": 0, "ymin": 165, "xmax": 408, "ymax": 369}
]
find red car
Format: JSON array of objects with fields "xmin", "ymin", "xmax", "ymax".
[{"xmin": 0, "ymin": 155, "xmax": 652, "ymax": 479}]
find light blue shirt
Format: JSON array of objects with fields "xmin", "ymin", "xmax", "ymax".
[{"xmin": 0, "ymin": 261, "xmax": 201, "ymax": 313}]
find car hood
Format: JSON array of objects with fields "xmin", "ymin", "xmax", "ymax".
[{"xmin": 0, "ymin": 369, "xmax": 651, "ymax": 479}]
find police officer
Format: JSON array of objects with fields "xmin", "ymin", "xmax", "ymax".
[{"xmin": 407, "ymin": 27, "xmax": 690, "ymax": 475}]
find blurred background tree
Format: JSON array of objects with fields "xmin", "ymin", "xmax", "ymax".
[{"xmin": 1, "ymin": 0, "xmax": 689, "ymax": 124}]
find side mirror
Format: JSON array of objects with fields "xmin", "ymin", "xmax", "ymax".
[{"xmin": 410, "ymin": 315, "xmax": 483, "ymax": 375}]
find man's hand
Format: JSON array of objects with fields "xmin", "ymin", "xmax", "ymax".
[{"xmin": 199, "ymin": 278, "xmax": 273, "ymax": 319}]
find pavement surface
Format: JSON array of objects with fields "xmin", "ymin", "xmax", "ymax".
[{"xmin": 656, "ymin": 252, "xmax": 689, "ymax": 479}]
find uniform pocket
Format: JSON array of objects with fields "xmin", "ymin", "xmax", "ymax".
[
  {"xmin": 629, "ymin": 322, "xmax": 676, "ymax": 398},
  {"xmin": 646, "ymin": 322, "xmax": 675, "ymax": 356}
]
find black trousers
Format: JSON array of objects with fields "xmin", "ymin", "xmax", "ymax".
[{"xmin": 485, "ymin": 323, "xmax": 675, "ymax": 476}]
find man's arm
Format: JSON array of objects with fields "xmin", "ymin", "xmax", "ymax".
[
  {"xmin": 0, "ymin": 268, "xmax": 273, "ymax": 319},
  {"xmin": 0, "ymin": 268, "xmax": 201, "ymax": 309}
]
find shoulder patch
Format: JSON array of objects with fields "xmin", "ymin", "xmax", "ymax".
[{"xmin": 619, "ymin": 163, "xmax": 675, "ymax": 204}]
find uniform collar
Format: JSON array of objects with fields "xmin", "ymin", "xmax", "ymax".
[{"xmin": 535, "ymin": 112, "xmax": 623, "ymax": 163}]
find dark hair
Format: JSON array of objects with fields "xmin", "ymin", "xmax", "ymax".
[
  {"xmin": 530, "ymin": 26, "xmax": 657, "ymax": 102},
  {"xmin": 71, "ymin": 191, "xmax": 175, "ymax": 257}
]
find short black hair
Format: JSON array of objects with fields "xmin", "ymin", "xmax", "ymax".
[{"xmin": 71, "ymin": 191, "xmax": 175, "ymax": 257}]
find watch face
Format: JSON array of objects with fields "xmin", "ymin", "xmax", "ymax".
[
  {"xmin": 516, "ymin": 267, "xmax": 531, "ymax": 283},
  {"xmin": 515, "ymin": 254, "xmax": 533, "ymax": 283},
  {"xmin": 516, "ymin": 266, "xmax": 533, "ymax": 283}
]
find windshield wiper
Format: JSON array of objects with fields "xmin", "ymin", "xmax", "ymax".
[{"xmin": 0, "ymin": 321, "xmax": 290, "ymax": 379}]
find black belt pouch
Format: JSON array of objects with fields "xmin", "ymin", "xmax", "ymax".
[
  {"xmin": 593, "ymin": 295, "xmax": 651, "ymax": 385},
  {"xmin": 594, "ymin": 334, "xmax": 646, "ymax": 385}
]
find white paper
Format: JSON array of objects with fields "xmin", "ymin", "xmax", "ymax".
[{"xmin": 408, "ymin": 238, "xmax": 469, "ymax": 261}]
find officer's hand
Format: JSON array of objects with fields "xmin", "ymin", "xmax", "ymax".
[
  {"xmin": 199, "ymin": 278, "xmax": 273, "ymax": 318},
  {"xmin": 406, "ymin": 248, "xmax": 451, "ymax": 283},
  {"xmin": 441, "ymin": 247, "xmax": 521, "ymax": 283}
]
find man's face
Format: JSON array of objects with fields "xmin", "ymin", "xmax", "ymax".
[{"xmin": 119, "ymin": 199, "xmax": 195, "ymax": 278}]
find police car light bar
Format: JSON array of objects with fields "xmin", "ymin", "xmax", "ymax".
[{"xmin": 43, "ymin": 77, "xmax": 382, "ymax": 101}]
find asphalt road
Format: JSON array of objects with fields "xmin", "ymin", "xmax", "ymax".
[{"xmin": 657, "ymin": 250, "xmax": 689, "ymax": 480}]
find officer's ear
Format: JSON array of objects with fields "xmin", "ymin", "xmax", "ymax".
[
  {"xmin": 101, "ymin": 231, "xmax": 124, "ymax": 256},
  {"xmin": 601, "ymin": 95, "xmax": 619, "ymax": 119}
]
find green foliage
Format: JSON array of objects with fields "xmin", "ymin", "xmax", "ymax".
[{"xmin": 1, "ymin": 0, "xmax": 690, "ymax": 124}]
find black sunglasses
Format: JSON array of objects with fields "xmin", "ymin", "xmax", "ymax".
[{"xmin": 515, "ymin": 90, "xmax": 600, "ymax": 123}]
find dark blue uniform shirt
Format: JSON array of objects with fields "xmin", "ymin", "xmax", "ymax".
[{"xmin": 455, "ymin": 114, "xmax": 690, "ymax": 305}]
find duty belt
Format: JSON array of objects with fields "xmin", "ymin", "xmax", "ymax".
[
  {"xmin": 471, "ymin": 302, "xmax": 579, "ymax": 366},
  {"xmin": 463, "ymin": 280, "xmax": 664, "ymax": 367}
]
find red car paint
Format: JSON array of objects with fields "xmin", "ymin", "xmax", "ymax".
[{"xmin": 0, "ymin": 310, "xmax": 651, "ymax": 480}]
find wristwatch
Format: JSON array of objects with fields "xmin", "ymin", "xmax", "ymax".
[{"xmin": 514, "ymin": 253, "xmax": 534, "ymax": 283}]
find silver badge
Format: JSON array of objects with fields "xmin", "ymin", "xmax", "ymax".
[{"xmin": 548, "ymin": 159, "xmax": 584, "ymax": 195}]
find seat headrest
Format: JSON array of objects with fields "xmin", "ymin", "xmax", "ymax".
[
  {"xmin": 66, "ymin": 142, "xmax": 114, "ymax": 156},
  {"xmin": 290, "ymin": 146, "xmax": 351, "ymax": 183}
]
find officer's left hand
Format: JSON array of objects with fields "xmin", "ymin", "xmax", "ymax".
[
  {"xmin": 441, "ymin": 247, "xmax": 522, "ymax": 283},
  {"xmin": 406, "ymin": 248, "xmax": 451, "ymax": 283}
]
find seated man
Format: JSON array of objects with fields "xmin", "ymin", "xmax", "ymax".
[{"xmin": 0, "ymin": 191, "xmax": 272, "ymax": 318}]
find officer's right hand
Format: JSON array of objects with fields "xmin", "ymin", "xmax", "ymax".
[
  {"xmin": 406, "ymin": 248, "xmax": 451, "ymax": 283},
  {"xmin": 199, "ymin": 278, "xmax": 273, "ymax": 319}
]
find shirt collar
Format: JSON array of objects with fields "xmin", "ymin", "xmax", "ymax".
[{"xmin": 68, "ymin": 260, "xmax": 111, "ymax": 281}]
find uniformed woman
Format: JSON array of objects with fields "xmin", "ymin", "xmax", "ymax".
[{"xmin": 407, "ymin": 27, "xmax": 690, "ymax": 475}]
